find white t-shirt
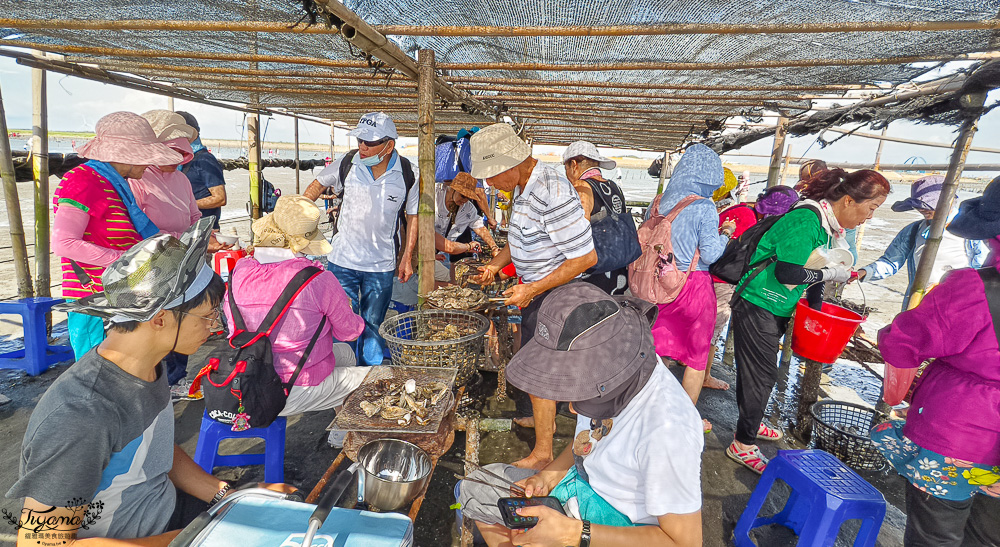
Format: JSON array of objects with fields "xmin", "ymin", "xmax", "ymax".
[
  {"xmin": 435, "ymin": 183, "xmax": 484, "ymax": 241},
  {"xmin": 575, "ymin": 359, "xmax": 704, "ymax": 524},
  {"xmin": 316, "ymin": 152, "xmax": 419, "ymax": 273},
  {"xmin": 509, "ymin": 164, "xmax": 594, "ymax": 283}
]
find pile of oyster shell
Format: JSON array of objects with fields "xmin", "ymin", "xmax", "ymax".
[{"xmin": 358, "ymin": 378, "xmax": 451, "ymax": 427}]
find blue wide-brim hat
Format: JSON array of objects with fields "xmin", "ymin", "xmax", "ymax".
[
  {"xmin": 948, "ymin": 175, "xmax": 1000, "ymax": 240},
  {"xmin": 892, "ymin": 175, "xmax": 944, "ymax": 212}
]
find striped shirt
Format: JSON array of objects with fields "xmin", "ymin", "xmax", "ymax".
[
  {"xmin": 508, "ymin": 164, "xmax": 594, "ymax": 283},
  {"xmin": 53, "ymin": 165, "xmax": 142, "ymax": 300}
]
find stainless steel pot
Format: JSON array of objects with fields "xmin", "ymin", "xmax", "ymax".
[{"xmin": 357, "ymin": 439, "xmax": 432, "ymax": 511}]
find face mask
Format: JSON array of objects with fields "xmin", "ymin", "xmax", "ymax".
[{"xmin": 360, "ymin": 142, "xmax": 390, "ymax": 167}]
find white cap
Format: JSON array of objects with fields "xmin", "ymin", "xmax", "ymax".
[
  {"xmin": 470, "ymin": 123, "xmax": 532, "ymax": 179},
  {"xmin": 562, "ymin": 141, "xmax": 616, "ymax": 170},
  {"xmin": 347, "ymin": 112, "xmax": 398, "ymax": 141}
]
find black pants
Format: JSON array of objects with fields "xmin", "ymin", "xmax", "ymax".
[
  {"xmin": 580, "ymin": 266, "xmax": 629, "ymax": 296},
  {"xmin": 905, "ymin": 482, "xmax": 1000, "ymax": 546},
  {"xmin": 510, "ymin": 287, "xmax": 557, "ymax": 417},
  {"xmin": 167, "ymin": 491, "xmax": 209, "ymax": 532},
  {"xmin": 732, "ymin": 297, "xmax": 789, "ymax": 445}
]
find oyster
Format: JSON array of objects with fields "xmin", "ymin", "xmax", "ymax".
[
  {"xmin": 360, "ymin": 400, "xmax": 381, "ymax": 418},
  {"xmin": 380, "ymin": 405, "xmax": 408, "ymax": 420}
]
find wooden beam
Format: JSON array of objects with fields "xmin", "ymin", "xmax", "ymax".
[
  {"xmin": 825, "ymin": 126, "xmax": 1000, "ymax": 154},
  {"xmin": 767, "ymin": 116, "xmax": 789, "ymax": 187},
  {"xmin": 417, "ymin": 49, "xmax": 436, "ymax": 307},
  {"xmin": 437, "ymin": 51, "xmax": 1000, "ymax": 71},
  {"xmin": 0, "ymin": 18, "xmax": 342, "ymax": 34},
  {"xmin": 375, "ymin": 19, "xmax": 1000, "ymax": 37},
  {"xmin": 32, "ymin": 64, "xmax": 49, "ymax": 298}
]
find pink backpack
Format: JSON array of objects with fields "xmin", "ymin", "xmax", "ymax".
[{"xmin": 628, "ymin": 194, "xmax": 702, "ymax": 304}]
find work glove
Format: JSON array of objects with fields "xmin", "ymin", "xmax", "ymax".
[{"xmin": 821, "ymin": 264, "xmax": 852, "ymax": 283}]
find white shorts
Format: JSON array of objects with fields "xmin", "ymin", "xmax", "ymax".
[
  {"xmin": 435, "ymin": 259, "xmax": 451, "ymax": 282},
  {"xmin": 279, "ymin": 343, "xmax": 368, "ymax": 416}
]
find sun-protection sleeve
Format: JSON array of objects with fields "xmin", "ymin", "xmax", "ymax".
[{"xmin": 52, "ymin": 204, "xmax": 124, "ymax": 267}]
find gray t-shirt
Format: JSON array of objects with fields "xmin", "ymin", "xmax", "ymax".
[{"xmin": 7, "ymin": 350, "xmax": 176, "ymax": 539}]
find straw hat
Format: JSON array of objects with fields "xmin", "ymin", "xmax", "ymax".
[
  {"xmin": 57, "ymin": 217, "xmax": 216, "ymax": 322},
  {"xmin": 76, "ymin": 112, "xmax": 184, "ymax": 166},
  {"xmin": 470, "ymin": 123, "xmax": 531, "ymax": 179},
  {"xmin": 712, "ymin": 167, "xmax": 739, "ymax": 203},
  {"xmin": 141, "ymin": 110, "xmax": 198, "ymax": 142},
  {"xmin": 252, "ymin": 195, "xmax": 332, "ymax": 256},
  {"xmin": 448, "ymin": 172, "xmax": 480, "ymax": 201}
]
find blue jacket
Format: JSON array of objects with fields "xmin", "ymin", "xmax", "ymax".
[
  {"xmin": 650, "ymin": 144, "xmax": 729, "ymax": 271},
  {"xmin": 861, "ymin": 217, "xmax": 987, "ymax": 310}
]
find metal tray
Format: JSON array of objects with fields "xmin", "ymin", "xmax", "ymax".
[{"xmin": 330, "ymin": 366, "xmax": 457, "ymax": 434}]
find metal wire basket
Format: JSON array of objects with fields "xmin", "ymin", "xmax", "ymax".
[
  {"xmin": 810, "ymin": 400, "xmax": 888, "ymax": 471},
  {"xmin": 379, "ymin": 309, "xmax": 490, "ymax": 385}
]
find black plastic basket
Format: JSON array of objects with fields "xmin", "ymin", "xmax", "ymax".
[{"xmin": 810, "ymin": 400, "xmax": 888, "ymax": 471}]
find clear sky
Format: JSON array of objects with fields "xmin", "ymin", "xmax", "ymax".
[{"xmin": 1, "ymin": 56, "xmax": 997, "ymax": 176}]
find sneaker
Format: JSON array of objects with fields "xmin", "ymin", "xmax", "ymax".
[
  {"xmin": 327, "ymin": 429, "xmax": 348, "ymax": 449},
  {"xmin": 170, "ymin": 379, "xmax": 203, "ymax": 401},
  {"xmin": 727, "ymin": 442, "xmax": 768, "ymax": 474},
  {"xmin": 757, "ymin": 422, "xmax": 783, "ymax": 441}
]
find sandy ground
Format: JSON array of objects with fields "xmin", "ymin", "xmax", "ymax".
[{"xmin": 0, "ymin": 166, "xmax": 932, "ymax": 545}]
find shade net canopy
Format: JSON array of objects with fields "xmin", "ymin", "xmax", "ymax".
[{"xmin": 0, "ymin": 0, "xmax": 998, "ymax": 150}]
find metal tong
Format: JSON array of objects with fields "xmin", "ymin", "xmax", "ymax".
[
  {"xmin": 454, "ymin": 474, "xmax": 527, "ymax": 497},
  {"xmin": 458, "ymin": 459, "xmax": 527, "ymax": 496}
]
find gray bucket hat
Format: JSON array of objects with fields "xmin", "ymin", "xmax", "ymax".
[
  {"xmin": 505, "ymin": 283, "xmax": 659, "ymax": 402},
  {"xmin": 58, "ymin": 217, "xmax": 216, "ymax": 322}
]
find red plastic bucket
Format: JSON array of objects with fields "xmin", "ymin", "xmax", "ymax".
[{"xmin": 791, "ymin": 300, "xmax": 865, "ymax": 364}]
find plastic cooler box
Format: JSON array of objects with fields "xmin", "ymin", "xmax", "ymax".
[{"xmin": 170, "ymin": 489, "xmax": 413, "ymax": 547}]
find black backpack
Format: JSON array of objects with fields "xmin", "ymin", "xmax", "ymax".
[
  {"xmin": 709, "ymin": 203, "xmax": 821, "ymax": 298},
  {"xmin": 193, "ymin": 265, "xmax": 326, "ymax": 430},
  {"xmin": 262, "ymin": 175, "xmax": 281, "ymax": 214},
  {"xmin": 582, "ymin": 177, "xmax": 642, "ymax": 274},
  {"xmin": 336, "ymin": 149, "xmax": 417, "ymax": 258}
]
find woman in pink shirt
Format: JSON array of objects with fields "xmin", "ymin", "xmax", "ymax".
[{"xmin": 225, "ymin": 195, "xmax": 366, "ymax": 416}]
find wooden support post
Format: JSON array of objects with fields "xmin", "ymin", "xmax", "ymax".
[
  {"xmin": 248, "ymin": 113, "xmax": 262, "ymax": 219},
  {"xmin": 656, "ymin": 149, "xmax": 669, "ymax": 195},
  {"xmin": 329, "ymin": 123, "xmax": 335, "ymax": 160},
  {"xmin": 167, "ymin": 96, "xmax": 174, "ymax": 111},
  {"xmin": 32, "ymin": 65, "xmax": 50, "ymax": 298},
  {"xmin": 908, "ymin": 91, "xmax": 987, "ymax": 310},
  {"xmin": 767, "ymin": 116, "xmax": 788, "ymax": 187},
  {"xmin": 294, "ymin": 117, "xmax": 300, "ymax": 194},
  {"xmin": 0, "ymin": 83, "xmax": 35, "ymax": 298},
  {"xmin": 416, "ymin": 49, "xmax": 436, "ymax": 308},
  {"xmin": 722, "ymin": 325, "xmax": 735, "ymax": 369},
  {"xmin": 873, "ymin": 126, "xmax": 888, "ymax": 170},
  {"xmin": 780, "ymin": 144, "xmax": 793, "ymax": 186},
  {"xmin": 794, "ymin": 358, "xmax": 823, "ymax": 442},
  {"xmin": 779, "ymin": 312, "xmax": 795, "ymax": 368}
]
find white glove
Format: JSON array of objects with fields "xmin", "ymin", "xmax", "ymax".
[{"xmin": 821, "ymin": 264, "xmax": 852, "ymax": 283}]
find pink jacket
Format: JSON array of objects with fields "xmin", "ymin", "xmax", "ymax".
[
  {"xmin": 878, "ymin": 265, "xmax": 1000, "ymax": 465},
  {"xmin": 224, "ymin": 257, "xmax": 365, "ymax": 386},
  {"xmin": 129, "ymin": 137, "xmax": 201, "ymax": 237}
]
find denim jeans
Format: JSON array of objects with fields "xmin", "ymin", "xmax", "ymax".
[{"xmin": 326, "ymin": 263, "xmax": 394, "ymax": 366}]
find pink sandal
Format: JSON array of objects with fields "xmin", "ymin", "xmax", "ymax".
[
  {"xmin": 757, "ymin": 422, "xmax": 783, "ymax": 441},
  {"xmin": 727, "ymin": 442, "xmax": 768, "ymax": 474}
]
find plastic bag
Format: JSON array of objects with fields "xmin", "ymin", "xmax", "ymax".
[{"xmin": 883, "ymin": 363, "xmax": 918, "ymax": 406}]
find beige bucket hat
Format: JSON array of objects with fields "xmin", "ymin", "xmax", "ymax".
[
  {"xmin": 141, "ymin": 109, "xmax": 198, "ymax": 142},
  {"xmin": 470, "ymin": 123, "xmax": 531, "ymax": 179},
  {"xmin": 252, "ymin": 195, "xmax": 332, "ymax": 256}
]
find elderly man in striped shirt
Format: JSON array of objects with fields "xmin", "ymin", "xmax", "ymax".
[{"xmin": 471, "ymin": 123, "xmax": 598, "ymax": 469}]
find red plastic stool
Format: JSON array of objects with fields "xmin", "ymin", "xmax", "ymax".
[{"xmin": 213, "ymin": 249, "xmax": 248, "ymax": 282}]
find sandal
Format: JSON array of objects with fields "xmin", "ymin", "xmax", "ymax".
[
  {"xmin": 757, "ymin": 422, "xmax": 783, "ymax": 441},
  {"xmin": 727, "ymin": 442, "xmax": 768, "ymax": 474},
  {"xmin": 702, "ymin": 418, "xmax": 713, "ymax": 434}
]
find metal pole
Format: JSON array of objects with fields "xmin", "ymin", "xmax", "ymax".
[
  {"xmin": 780, "ymin": 144, "xmax": 793, "ymax": 186},
  {"xmin": 294, "ymin": 117, "xmax": 300, "ymax": 193},
  {"xmin": 32, "ymin": 65, "xmax": 50, "ymax": 298},
  {"xmin": 656, "ymin": 149, "xmax": 668, "ymax": 195},
  {"xmin": 766, "ymin": 116, "xmax": 788, "ymax": 187},
  {"xmin": 248, "ymin": 113, "xmax": 262, "ymax": 219},
  {"xmin": 417, "ymin": 49, "xmax": 436, "ymax": 308},
  {"xmin": 907, "ymin": 91, "xmax": 987, "ymax": 309},
  {"xmin": 0, "ymin": 82, "xmax": 35, "ymax": 298}
]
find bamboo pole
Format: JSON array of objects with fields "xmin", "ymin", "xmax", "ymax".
[
  {"xmin": 494, "ymin": 94, "xmax": 807, "ymax": 107},
  {"xmin": 656, "ymin": 150, "xmax": 669, "ymax": 195},
  {"xmin": 448, "ymin": 75, "xmax": 864, "ymax": 93},
  {"xmin": 907, "ymin": 91, "xmax": 987, "ymax": 309},
  {"xmin": 294, "ymin": 117, "xmax": 300, "ymax": 193},
  {"xmin": 375, "ymin": 19, "xmax": 1000, "ymax": 37},
  {"xmin": 437, "ymin": 51, "xmax": 1000, "ymax": 71},
  {"xmin": 525, "ymin": 121, "xmax": 691, "ymax": 135},
  {"xmin": 873, "ymin": 127, "xmax": 888, "ymax": 169},
  {"xmin": 417, "ymin": 49, "xmax": 436, "ymax": 308},
  {"xmin": 32, "ymin": 65, "xmax": 49, "ymax": 298},
  {"xmin": 129, "ymin": 70, "xmax": 418, "ymax": 89},
  {"xmin": 516, "ymin": 110, "xmax": 715, "ymax": 127},
  {"xmin": 167, "ymin": 96, "xmax": 174, "ymax": 111},
  {"xmin": 248, "ymin": 113, "xmax": 262, "ymax": 219},
  {"xmin": 826, "ymin": 126, "xmax": 1000, "ymax": 155},
  {"xmin": 0, "ymin": 18, "xmax": 344, "ymax": 34},
  {"xmin": 766, "ymin": 117, "xmax": 789, "ymax": 187},
  {"xmin": 329, "ymin": 123, "xmax": 335, "ymax": 161},
  {"xmin": 182, "ymin": 83, "xmax": 418, "ymax": 99},
  {"xmin": 0, "ymin": 82, "xmax": 35, "ymax": 298},
  {"xmin": 456, "ymin": 84, "xmax": 812, "ymax": 102},
  {"xmin": 93, "ymin": 61, "xmax": 390, "ymax": 82},
  {"xmin": 780, "ymin": 145, "xmax": 793, "ymax": 186}
]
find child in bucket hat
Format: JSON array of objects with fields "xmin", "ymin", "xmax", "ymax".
[{"xmin": 10, "ymin": 220, "xmax": 296, "ymax": 543}]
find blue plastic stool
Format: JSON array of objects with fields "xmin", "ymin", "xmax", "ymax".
[
  {"xmin": 193, "ymin": 411, "xmax": 286, "ymax": 483},
  {"xmin": 734, "ymin": 449, "xmax": 885, "ymax": 547},
  {"xmin": 0, "ymin": 297, "xmax": 73, "ymax": 376}
]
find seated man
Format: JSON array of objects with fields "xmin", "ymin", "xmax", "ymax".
[
  {"xmin": 224, "ymin": 195, "xmax": 368, "ymax": 416},
  {"xmin": 459, "ymin": 283, "xmax": 704, "ymax": 547},
  {"xmin": 6, "ymin": 219, "xmax": 294, "ymax": 546},
  {"xmin": 434, "ymin": 172, "xmax": 501, "ymax": 283}
]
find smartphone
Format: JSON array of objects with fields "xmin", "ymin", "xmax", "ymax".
[{"xmin": 497, "ymin": 496, "xmax": 566, "ymax": 529}]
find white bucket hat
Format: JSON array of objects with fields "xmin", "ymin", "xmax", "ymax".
[
  {"xmin": 562, "ymin": 141, "xmax": 616, "ymax": 170},
  {"xmin": 470, "ymin": 123, "xmax": 532, "ymax": 179},
  {"xmin": 347, "ymin": 112, "xmax": 398, "ymax": 142}
]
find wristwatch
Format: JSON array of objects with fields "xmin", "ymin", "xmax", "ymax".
[
  {"xmin": 210, "ymin": 483, "xmax": 231, "ymax": 506},
  {"xmin": 579, "ymin": 520, "xmax": 592, "ymax": 547}
]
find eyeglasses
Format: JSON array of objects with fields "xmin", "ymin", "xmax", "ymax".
[
  {"xmin": 177, "ymin": 306, "xmax": 224, "ymax": 331},
  {"xmin": 359, "ymin": 137, "xmax": 391, "ymax": 147}
]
